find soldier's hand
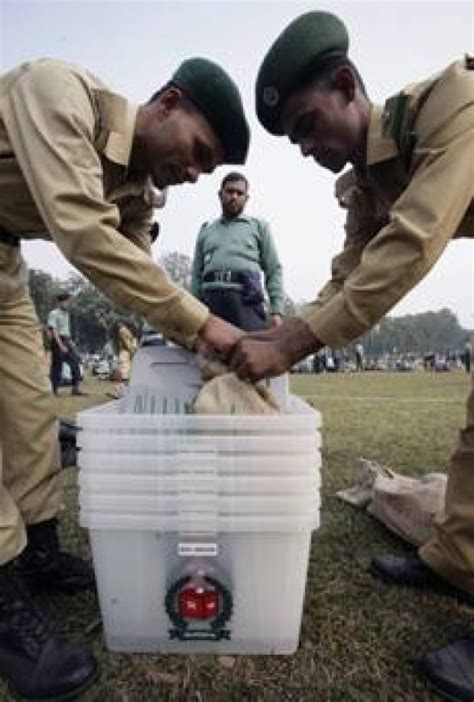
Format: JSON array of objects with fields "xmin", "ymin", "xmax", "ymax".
[
  {"xmin": 240, "ymin": 327, "xmax": 282, "ymax": 342},
  {"xmin": 230, "ymin": 317, "xmax": 321, "ymax": 382},
  {"xmin": 196, "ymin": 314, "xmax": 243, "ymax": 358},
  {"xmin": 230, "ymin": 338, "xmax": 290, "ymax": 381}
]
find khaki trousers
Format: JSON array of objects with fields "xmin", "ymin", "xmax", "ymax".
[
  {"xmin": 420, "ymin": 376, "xmax": 474, "ymax": 594},
  {"xmin": 0, "ymin": 243, "xmax": 62, "ymax": 566}
]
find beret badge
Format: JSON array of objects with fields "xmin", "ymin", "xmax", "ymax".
[{"xmin": 262, "ymin": 86, "xmax": 279, "ymax": 107}]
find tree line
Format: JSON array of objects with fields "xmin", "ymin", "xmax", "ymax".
[
  {"xmin": 29, "ymin": 253, "xmax": 470, "ymax": 356},
  {"xmin": 350, "ymin": 309, "xmax": 470, "ymax": 357}
]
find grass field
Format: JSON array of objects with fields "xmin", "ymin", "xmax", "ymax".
[{"xmin": 1, "ymin": 370, "xmax": 471, "ymax": 701}]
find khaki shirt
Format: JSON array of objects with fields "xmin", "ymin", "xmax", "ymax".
[
  {"xmin": 299, "ymin": 59, "xmax": 474, "ymax": 348},
  {"xmin": 0, "ymin": 58, "xmax": 208, "ymax": 347}
]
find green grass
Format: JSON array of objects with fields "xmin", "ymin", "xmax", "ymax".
[{"xmin": 1, "ymin": 370, "xmax": 471, "ymax": 701}]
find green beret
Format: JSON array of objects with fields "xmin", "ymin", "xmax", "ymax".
[
  {"xmin": 173, "ymin": 58, "xmax": 250, "ymax": 164},
  {"xmin": 256, "ymin": 11, "xmax": 349, "ymax": 135}
]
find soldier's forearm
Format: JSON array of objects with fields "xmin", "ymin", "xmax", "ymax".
[{"xmin": 275, "ymin": 317, "xmax": 322, "ymax": 367}]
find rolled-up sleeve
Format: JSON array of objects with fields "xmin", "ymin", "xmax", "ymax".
[
  {"xmin": 2, "ymin": 62, "xmax": 208, "ymax": 348},
  {"xmin": 299, "ymin": 99, "xmax": 474, "ymax": 348}
]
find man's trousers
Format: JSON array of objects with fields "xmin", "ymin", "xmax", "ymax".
[
  {"xmin": 202, "ymin": 288, "xmax": 267, "ymax": 332},
  {"xmin": 421, "ymin": 377, "xmax": 474, "ymax": 595},
  {"xmin": 0, "ymin": 242, "xmax": 62, "ymax": 565},
  {"xmin": 50, "ymin": 336, "xmax": 81, "ymax": 393}
]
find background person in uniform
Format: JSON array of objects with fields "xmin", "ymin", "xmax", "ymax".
[
  {"xmin": 464, "ymin": 339, "xmax": 472, "ymax": 374},
  {"xmin": 191, "ymin": 172, "xmax": 284, "ymax": 331},
  {"xmin": 47, "ymin": 291, "xmax": 85, "ymax": 396},
  {"xmin": 354, "ymin": 342, "xmax": 364, "ymax": 372},
  {"xmin": 0, "ymin": 56, "xmax": 249, "ymax": 700},
  {"xmin": 229, "ymin": 11, "xmax": 473, "ymax": 701},
  {"xmin": 113, "ymin": 320, "xmax": 138, "ymax": 399},
  {"xmin": 424, "ymin": 351, "xmax": 436, "ymax": 372}
]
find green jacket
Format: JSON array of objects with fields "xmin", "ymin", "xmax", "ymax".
[{"xmin": 190, "ymin": 214, "xmax": 284, "ymax": 314}]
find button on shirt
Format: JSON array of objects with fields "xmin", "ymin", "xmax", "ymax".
[
  {"xmin": 47, "ymin": 308, "xmax": 71, "ymax": 338},
  {"xmin": 298, "ymin": 59, "xmax": 473, "ymax": 349},
  {"xmin": 190, "ymin": 214, "xmax": 284, "ymax": 314},
  {"xmin": 0, "ymin": 59, "xmax": 208, "ymax": 348}
]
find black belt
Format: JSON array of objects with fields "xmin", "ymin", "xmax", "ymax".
[
  {"xmin": 0, "ymin": 229, "xmax": 20, "ymax": 247},
  {"xmin": 203, "ymin": 270, "xmax": 242, "ymax": 284}
]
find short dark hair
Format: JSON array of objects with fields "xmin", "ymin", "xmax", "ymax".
[
  {"xmin": 305, "ymin": 55, "xmax": 368, "ymax": 99},
  {"xmin": 220, "ymin": 172, "xmax": 248, "ymax": 190}
]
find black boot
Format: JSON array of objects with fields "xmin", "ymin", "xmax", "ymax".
[
  {"xmin": 416, "ymin": 635, "xmax": 474, "ymax": 701},
  {"xmin": 0, "ymin": 564, "xmax": 98, "ymax": 700},
  {"xmin": 14, "ymin": 519, "xmax": 96, "ymax": 596},
  {"xmin": 370, "ymin": 552, "xmax": 473, "ymax": 605}
]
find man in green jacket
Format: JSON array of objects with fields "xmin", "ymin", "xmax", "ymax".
[{"xmin": 191, "ymin": 171, "xmax": 284, "ymax": 331}]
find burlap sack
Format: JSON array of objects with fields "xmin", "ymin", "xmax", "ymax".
[
  {"xmin": 337, "ymin": 459, "xmax": 447, "ymax": 547},
  {"xmin": 193, "ymin": 357, "xmax": 280, "ymax": 415}
]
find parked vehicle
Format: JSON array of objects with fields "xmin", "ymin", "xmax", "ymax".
[
  {"xmin": 91, "ymin": 356, "xmax": 117, "ymax": 379},
  {"xmin": 395, "ymin": 358, "xmax": 414, "ymax": 372},
  {"xmin": 434, "ymin": 359, "xmax": 450, "ymax": 372}
]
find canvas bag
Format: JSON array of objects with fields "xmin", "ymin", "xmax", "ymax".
[
  {"xmin": 337, "ymin": 459, "xmax": 447, "ymax": 547},
  {"xmin": 193, "ymin": 357, "xmax": 280, "ymax": 415}
]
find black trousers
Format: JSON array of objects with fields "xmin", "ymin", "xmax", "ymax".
[
  {"xmin": 202, "ymin": 289, "xmax": 267, "ymax": 332},
  {"xmin": 50, "ymin": 337, "xmax": 81, "ymax": 392}
]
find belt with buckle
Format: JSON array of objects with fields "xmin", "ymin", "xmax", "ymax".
[
  {"xmin": 203, "ymin": 270, "xmax": 241, "ymax": 284},
  {"xmin": 0, "ymin": 228, "xmax": 20, "ymax": 248}
]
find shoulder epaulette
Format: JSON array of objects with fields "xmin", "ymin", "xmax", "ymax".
[{"xmin": 382, "ymin": 91, "xmax": 417, "ymax": 171}]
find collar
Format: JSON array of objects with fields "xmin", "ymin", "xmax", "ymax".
[
  {"xmin": 94, "ymin": 89, "xmax": 138, "ymax": 167},
  {"xmin": 104, "ymin": 102, "xmax": 138, "ymax": 167},
  {"xmin": 365, "ymin": 103, "xmax": 399, "ymax": 167},
  {"xmin": 219, "ymin": 213, "xmax": 251, "ymax": 224}
]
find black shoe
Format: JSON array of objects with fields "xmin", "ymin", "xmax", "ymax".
[
  {"xmin": 0, "ymin": 565, "xmax": 98, "ymax": 701},
  {"xmin": 416, "ymin": 635, "xmax": 474, "ymax": 701},
  {"xmin": 14, "ymin": 519, "xmax": 96, "ymax": 596},
  {"xmin": 370, "ymin": 553, "xmax": 473, "ymax": 605},
  {"xmin": 71, "ymin": 388, "xmax": 87, "ymax": 397}
]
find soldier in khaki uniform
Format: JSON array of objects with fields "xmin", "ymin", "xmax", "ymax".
[
  {"xmin": 0, "ymin": 56, "xmax": 248, "ymax": 699},
  {"xmin": 230, "ymin": 11, "xmax": 473, "ymax": 701}
]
